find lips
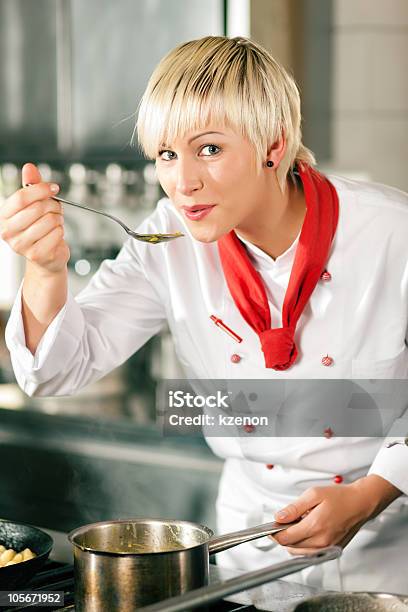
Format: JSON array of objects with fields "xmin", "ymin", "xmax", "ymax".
[{"xmin": 181, "ymin": 204, "xmax": 216, "ymax": 221}]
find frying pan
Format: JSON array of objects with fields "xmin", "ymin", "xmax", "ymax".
[
  {"xmin": 293, "ymin": 592, "xmax": 408, "ymax": 611},
  {"xmin": 0, "ymin": 520, "xmax": 53, "ymax": 589}
]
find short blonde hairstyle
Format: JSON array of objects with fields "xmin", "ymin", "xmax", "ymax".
[{"xmin": 135, "ymin": 36, "xmax": 315, "ymax": 192}]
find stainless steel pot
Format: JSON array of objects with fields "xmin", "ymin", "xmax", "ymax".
[{"xmin": 68, "ymin": 517, "xmax": 299, "ymax": 611}]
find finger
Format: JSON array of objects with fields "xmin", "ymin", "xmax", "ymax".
[
  {"xmin": 273, "ymin": 513, "xmax": 317, "ymax": 546},
  {"xmin": 3, "ymin": 200, "xmax": 63, "ymax": 238},
  {"xmin": 286, "ymin": 545, "xmax": 325, "ymax": 556},
  {"xmin": 21, "ymin": 162, "xmax": 42, "ymax": 187},
  {"xmin": 2, "ymin": 183, "xmax": 60, "ymax": 219},
  {"xmin": 11, "ymin": 212, "xmax": 64, "ymax": 254},
  {"xmin": 27, "ymin": 225, "xmax": 67, "ymax": 265},
  {"xmin": 277, "ymin": 529, "xmax": 329, "ymax": 548},
  {"xmin": 283, "ymin": 531, "xmax": 354, "ymax": 553},
  {"xmin": 274, "ymin": 487, "xmax": 321, "ymax": 523},
  {"xmin": 276, "ymin": 514, "xmax": 365, "ymax": 550},
  {"xmin": 283, "ymin": 525, "xmax": 348, "ymax": 554},
  {"xmin": 24, "ymin": 212, "xmax": 64, "ymax": 246}
]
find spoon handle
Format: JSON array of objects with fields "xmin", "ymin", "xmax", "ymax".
[{"xmin": 52, "ymin": 196, "xmax": 131, "ymax": 233}]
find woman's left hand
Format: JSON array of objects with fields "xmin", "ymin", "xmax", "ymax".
[{"xmin": 271, "ymin": 474, "xmax": 401, "ymax": 555}]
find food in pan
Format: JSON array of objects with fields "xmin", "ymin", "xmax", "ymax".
[{"xmin": 0, "ymin": 545, "xmax": 36, "ymax": 567}]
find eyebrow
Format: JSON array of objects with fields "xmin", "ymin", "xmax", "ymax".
[
  {"xmin": 160, "ymin": 131, "xmax": 225, "ymax": 149},
  {"xmin": 188, "ymin": 131, "xmax": 225, "ymax": 143}
]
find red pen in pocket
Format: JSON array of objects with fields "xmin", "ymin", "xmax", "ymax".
[{"xmin": 210, "ymin": 315, "xmax": 242, "ymax": 343}]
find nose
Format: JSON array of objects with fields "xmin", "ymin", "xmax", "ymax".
[{"xmin": 176, "ymin": 157, "xmax": 203, "ymax": 196}]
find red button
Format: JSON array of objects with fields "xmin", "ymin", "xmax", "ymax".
[
  {"xmin": 322, "ymin": 355, "xmax": 334, "ymax": 367},
  {"xmin": 321, "ymin": 270, "xmax": 332, "ymax": 281},
  {"xmin": 231, "ymin": 353, "xmax": 241, "ymax": 364},
  {"xmin": 324, "ymin": 427, "xmax": 334, "ymax": 438},
  {"xmin": 265, "ymin": 464, "xmax": 274, "ymax": 470},
  {"xmin": 333, "ymin": 475, "xmax": 343, "ymax": 484},
  {"xmin": 243, "ymin": 424, "xmax": 256, "ymax": 433}
]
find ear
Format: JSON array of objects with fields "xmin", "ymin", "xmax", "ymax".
[{"xmin": 266, "ymin": 132, "xmax": 287, "ymax": 167}]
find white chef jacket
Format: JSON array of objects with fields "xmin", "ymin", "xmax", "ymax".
[{"xmin": 5, "ymin": 173, "xmax": 408, "ymax": 591}]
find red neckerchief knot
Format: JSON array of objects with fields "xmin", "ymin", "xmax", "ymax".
[
  {"xmin": 217, "ymin": 163, "xmax": 339, "ymax": 370},
  {"xmin": 259, "ymin": 326, "xmax": 297, "ymax": 370}
]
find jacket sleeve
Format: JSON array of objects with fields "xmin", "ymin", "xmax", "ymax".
[
  {"xmin": 367, "ymin": 406, "xmax": 408, "ymax": 496},
  {"xmin": 5, "ymin": 235, "xmax": 167, "ymax": 397},
  {"xmin": 368, "ymin": 443, "xmax": 408, "ymax": 496},
  {"xmin": 367, "ymin": 235, "xmax": 408, "ymax": 496}
]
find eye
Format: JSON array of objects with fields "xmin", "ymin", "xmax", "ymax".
[
  {"xmin": 200, "ymin": 144, "xmax": 221, "ymax": 156},
  {"xmin": 158, "ymin": 150, "xmax": 176, "ymax": 161}
]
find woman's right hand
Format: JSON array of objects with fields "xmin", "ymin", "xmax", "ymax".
[{"xmin": 0, "ymin": 162, "xmax": 70, "ymax": 275}]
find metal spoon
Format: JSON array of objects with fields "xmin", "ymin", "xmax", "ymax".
[
  {"xmin": 25, "ymin": 185, "xmax": 184, "ymax": 244},
  {"xmin": 53, "ymin": 195, "xmax": 184, "ymax": 243}
]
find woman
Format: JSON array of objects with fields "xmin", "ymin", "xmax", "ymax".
[{"xmin": 1, "ymin": 36, "xmax": 408, "ymax": 593}]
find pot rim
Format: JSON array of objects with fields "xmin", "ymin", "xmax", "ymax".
[{"xmin": 68, "ymin": 517, "xmax": 214, "ymax": 556}]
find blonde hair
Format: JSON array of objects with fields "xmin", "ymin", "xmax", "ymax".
[{"xmin": 135, "ymin": 36, "xmax": 315, "ymax": 192}]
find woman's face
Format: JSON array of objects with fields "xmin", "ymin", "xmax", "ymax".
[{"xmin": 155, "ymin": 126, "xmax": 269, "ymax": 242}]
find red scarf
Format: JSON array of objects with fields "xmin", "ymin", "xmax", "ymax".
[{"xmin": 217, "ymin": 163, "xmax": 339, "ymax": 370}]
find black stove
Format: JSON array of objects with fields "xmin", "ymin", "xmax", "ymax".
[
  {"xmin": 0, "ymin": 561, "xmax": 257, "ymax": 612},
  {"xmin": 1, "ymin": 560, "xmax": 320, "ymax": 611},
  {"xmin": 0, "ymin": 561, "xmax": 74, "ymax": 612}
]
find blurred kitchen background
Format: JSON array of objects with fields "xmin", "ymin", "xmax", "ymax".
[{"xmin": 0, "ymin": 0, "xmax": 407, "ymax": 557}]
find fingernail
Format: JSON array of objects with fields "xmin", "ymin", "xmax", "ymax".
[
  {"xmin": 276, "ymin": 510, "xmax": 288, "ymax": 519},
  {"xmin": 50, "ymin": 183, "xmax": 60, "ymax": 193}
]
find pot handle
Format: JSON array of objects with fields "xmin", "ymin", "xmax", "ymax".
[
  {"xmin": 208, "ymin": 520, "xmax": 299, "ymax": 555},
  {"xmin": 138, "ymin": 546, "xmax": 341, "ymax": 612}
]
